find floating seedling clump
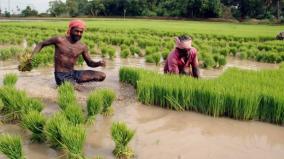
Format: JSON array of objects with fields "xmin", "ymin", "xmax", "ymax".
[
  {"xmin": 0, "ymin": 134, "xmax": 25, "ymax": 159},
  {"xmin": 111, "ymin": 122, "xmax": 135, "ymax": 159}
]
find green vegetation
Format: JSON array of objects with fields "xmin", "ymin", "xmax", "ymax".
[
  {"xmin": 21, "ymin": 111, "xmax": 46, "ymax": 142},
  {"xmin": 0, "ymin": 86, "xmax": 44, "ymax": 122},
  {"xmin": 63, "ymin": 104, "xmax": 85, "ymax": 125},
  {"xmin": 99, "ymin": 89, "xmax": 116, "ymax": 116},
  {"xmin": 87, "ymin": 91, "xmax": 103, "ymax": 117},
  {"xmin": 119, "ymin": 66, "xmax": 284, "ymax": 124},
  {"xmin": 44, "ymin": 112, "xmax": 67, "ymax": 148},
  {"xmin": 1, "ymin": 20, "xmax": 283, "ymax": 69},
  {"xmin": 57, "ymin": 82, "xmax": 76, "ymax": 110},
  {"xmin": 3, "ymin": 73, "xmax": 18, "ymax": 87},
  {"xmin": 59, "ymin": 124, "xmax": 86, "ymax": 159},
  {"xmin": 111, "ymin": 122, "xmax": 135, "ymax": 159},
  {"xmin": 0, "ymin": 134, "xmax": 25, "ymax": 159}
]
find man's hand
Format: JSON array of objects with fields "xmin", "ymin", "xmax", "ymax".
[{"xmin": 99, "ymin": 60, "xmax": 106, "ymax": 67}]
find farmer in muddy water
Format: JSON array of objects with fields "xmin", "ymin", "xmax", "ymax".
[
  {"xmin": 31, "ymin": 19, "xmax": 106, "ymax": 87},
  {"xmin": 164, "ymin": 35, "xmax": 200, "ymax": 78}
]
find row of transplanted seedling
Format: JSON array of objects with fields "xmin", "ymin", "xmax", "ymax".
[
  {"xmin": 0, "ymin": 23, "xmax": 284, "ymax": 70},
  {"xmin": 0, "ymin": 74, "xmax": 135, "ymax": 159},
  {"xmin": 119, "ymin": 63, "xmax": 284, "ymax": 125}
]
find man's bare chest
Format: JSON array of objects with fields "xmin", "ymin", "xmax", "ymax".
[{"xmin": 57, "ymin": 42, "xmax": 83, "ymax": 57}]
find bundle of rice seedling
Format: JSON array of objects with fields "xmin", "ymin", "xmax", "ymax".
[
  {"xmin": 3, "ymin": 73, "xmax": 18, "ymax": 87},
  {"xmin": 63, "ymin": 104, "xmax": 85, "ymax": 125},
  {"xmin": 44, "ymin": 112, "xmax": 68, "ymax": 148},
  {"xmin": 18, "ymin": 49, "xmax": 33, "ymax": 72},
  {"xmin": 87, "ymin": 91, "xmax": 103, "ymax": 117},
  {"xmin": 21, "ymin": 110, "xmax": 46, "ymax": 142},
  {"xmin": 120, "ymin": 49, "xmax": 130, "ymax": 58},
  {"xmin": 0, "ymin": 134, "xmax": 25, "ymax": 159},
  {"xmin": 57, "ymin": 82, "xmax": 76, "ymax": 110},
  {"xmin": 59, "ymin": 124, "xmax": 86, "ymax": 159},
  {"xmin": 111, "ymin": 122, "xmax": 135, "ymax": 159},
  {"xmin": 99, "ymin": 89, "xmax": 116, "ymax": 116},
  {"xmin": 0, "ymin": 98, "xmax": 3, "ymax": 112}
]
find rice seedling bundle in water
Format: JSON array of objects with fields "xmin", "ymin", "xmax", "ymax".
[
  {"xmin": 57, "ymin": 82, "xmax": 76, "ymax": 110},
  {"xmin": 87, "ymin": 91, "xmax": 103, "ymax": 117},
  {"xmin": 111, "ymin": 122, "xmax": 135, "ymax": 159},
  {"xmin": 21, "ymin": 110, "xmax": 46, "ymax": 142},
  {"xmin": 119, "ymin": 67, "xmax": 284, "ymax": 124},
  {"xmin": 59, "ymin": 124, "xmax": 86, "ymax": 159},
  {"xmin": 44, "ymin": 112, "xmax": 68, "ymax": 148},
  {"xmin": 3, "ymin": 73, "xmax": 18, "ymax": 87},
  {"xmin": 99, "ymin": 89, "xmax": 116, "ymax": 116},
  {"xmin": 0, "ymin": 86, "xmax": 43, "ymax": 122},
  {"xmin": 63, "ymin": 103, "xmax": 85, "ymax": 125},
  {"xmin": 0, "ymin": 134, "xmax": 25, "ymax": 159}
]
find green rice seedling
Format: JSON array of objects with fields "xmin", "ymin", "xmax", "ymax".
[
  {"xmin": 161, "ymin": 50, "xmax": 170, "ymax": 60},
  {"xmin": 99, "ymin": 89, "xmax": 116, "ymax": 116},
  {"xmin": 111, "ymin": 122, "xmax": 135, "ymax": 159},
  {"xmin": 21, "ymin": 110, "xmax": 46, "ymax": 142},
  {"xmin": 0, "ymin": 87, "xmax": 31, "ymax": 122},
  {"xmin": 57, "ymin": 82, "xmax": 76, "ymax": 110},
  {"xmin": 3, "ymin": 73, "xmax": 18, "ymax": 87},
  {"xmin": 101, "ymin": 46, "xmax": 108, "ymax": 58},
  {"xmin": 145, "ymin": 46, "xmax": 159, "ymax": 55},
  {"xmin": 0, "ymin": 134, "xmax": 25, "ymax": 159},
  {"xmin": 59, "ymin": 124, "xmax": 86, "ymax": 159},
  {"xmin": 145, "ymin": 53, "xmax": 161, "ymax": 65},
  {"xmin": 87, "ymin": 91, "xmax": 103, "ymax": 119},
  {"xmin": 129, "ymin": 46, "xmax": 140, "ymax": 56},
  {"xmin": 63, "ymin": 104, "xmax": 85, "ymax": 125},
  {"xmin": 119, "ymin": 66, "xmax": 284, "ymax": 124},
  {"xmin": 108, "ymin": 47, "xmax": 116, "ymax": 60},
  {"xmin": 22, "ymin": 98, "xmax": 44, "ymax": 113},
  {"xmin": 0, "ymin": 98, "xmax": 4, "ymax": 112},
  {"xmin": 120, "ymin": 49, "xmax": 130, "ymax": 58},
  {"xmin": 239, "ymin": 52, "xmax": 247, "ymax": 60},
  {"xmin": 44, "ymin": 112, "xmax": 68, "ymax": 148}
]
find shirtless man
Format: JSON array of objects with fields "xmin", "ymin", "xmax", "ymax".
[{"xmin": 31, "ymin": 19, "xmax": 106, "ymax": 86}]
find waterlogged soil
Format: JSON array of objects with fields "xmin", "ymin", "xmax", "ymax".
[{"xmin": 0, "ymin": 57, "xmax": 283, "ymax": 159}]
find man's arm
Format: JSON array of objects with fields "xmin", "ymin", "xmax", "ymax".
[
  {"xmin": 82, "ymin": 46, "xmax": 105, "ymax": 68},
  {"xmin": 191, "ymin": 53, "xmax": 200, "ymax": 78},
  {"xmin": 32, "ymin": 37, "xmax": 59, "ymax": 56}
]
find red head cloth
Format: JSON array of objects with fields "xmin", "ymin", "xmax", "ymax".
[
  {"xmin": 175, "ymin": 37, "xmax": 192, "ymax": 49},
  {"xmin": 67, "ymin": 19, "xmax": 86, "ymax": 36}
]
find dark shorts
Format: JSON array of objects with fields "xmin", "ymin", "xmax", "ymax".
[{"xmin": 54, "ymin": 70, "xmax": 83, "ymax": 85}]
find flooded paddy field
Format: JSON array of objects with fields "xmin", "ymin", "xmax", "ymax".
[{"xmin": 0, "ymin": 56, "xmax": 283, "ymax": 159}]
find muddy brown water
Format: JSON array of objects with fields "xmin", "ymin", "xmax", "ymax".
[{"xmin": 0, "ymin": 56, "xmax": 283, "ymax": 159}]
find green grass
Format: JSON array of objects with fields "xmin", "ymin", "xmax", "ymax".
[
  {"xmin": 111, "ymin": 122, "xmax": 135, "ymax": 159},
  {"xmin": 21, "ymin": 111, "xmax": 46, "ymax": 143},
  {"xmin": 119, "ymin": 66, "xmax": 284, "ymax": 124},
  {"xmin": 3, "ymin": 73, "xmax": 18, "ymax": 87},
  {"xmin": 0, "ymin": 134, "xmax": 25, "ymax": 159}
]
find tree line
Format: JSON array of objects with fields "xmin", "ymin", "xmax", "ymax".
[{"xmin": 3, "ymin": 0, "xmax": 284, "ymax": 20}]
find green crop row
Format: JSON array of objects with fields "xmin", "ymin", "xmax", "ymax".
[{"xmin": 119, "ymin": 66, "xmax": 284, "ymax": 124}]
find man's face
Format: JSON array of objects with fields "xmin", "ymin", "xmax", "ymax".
[{"xmin": 70, "ymin": 27, "xmax": 84, "ymax": 42}]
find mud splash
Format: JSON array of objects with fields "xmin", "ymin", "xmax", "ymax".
[{"xmin": 0, "ymin": 57, "xmax": 283, "ymax": 159}]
